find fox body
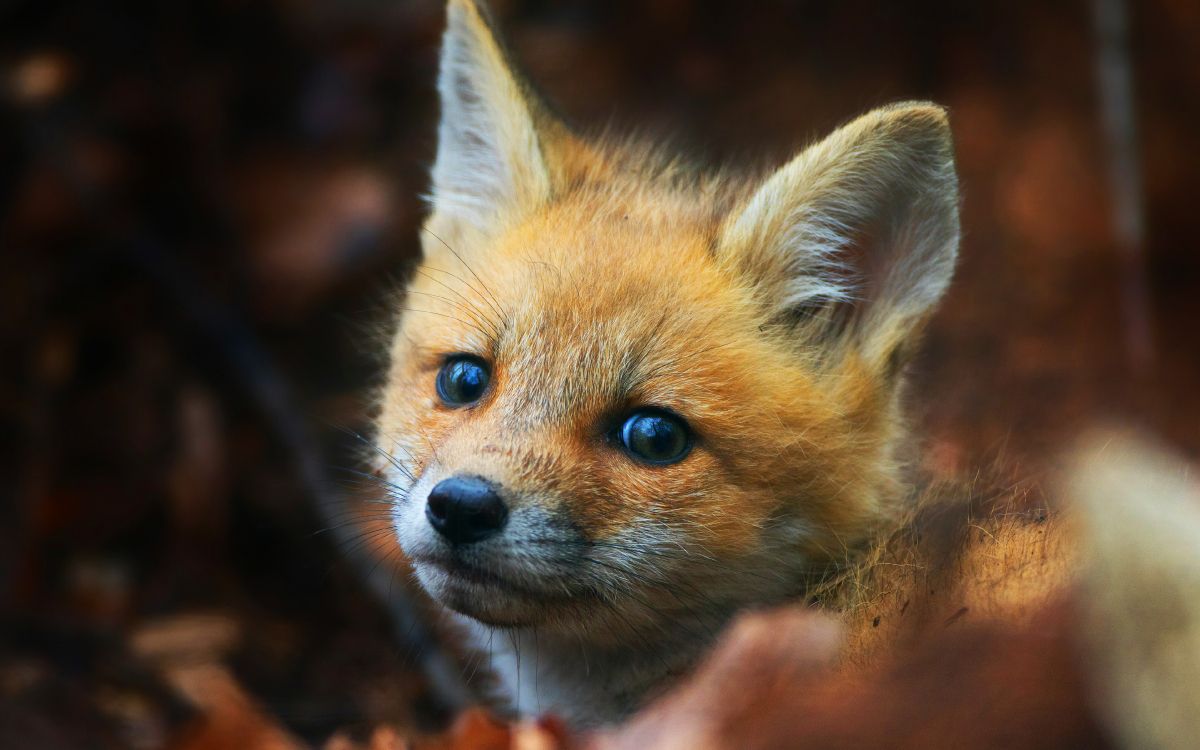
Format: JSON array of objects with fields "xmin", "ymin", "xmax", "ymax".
[{"xmin": 376, "ymin": 0, "xmax": 960, "ymax": 726}]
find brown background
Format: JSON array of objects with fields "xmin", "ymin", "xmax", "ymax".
[{"xmin": 2, "ymin": 0, "xmax": 1198, "ymax": 746}]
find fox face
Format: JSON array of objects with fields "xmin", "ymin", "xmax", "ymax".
[{"xmin": 375, "ymin": 0, "xmax": 959, "ymax": 721}]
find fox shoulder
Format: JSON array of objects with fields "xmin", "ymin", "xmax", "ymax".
[
  {"xmin": 824, "ymin": 428, "xmax": 1200, "ymax": 750},
  {"xmin": 820, "ymin": 475, "xmax": 1077, "ymax": 664}
]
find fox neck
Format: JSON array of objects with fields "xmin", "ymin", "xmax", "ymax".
[{"xmin": 455, "ymin": 609, "xmax": 729, "ymax": 727}]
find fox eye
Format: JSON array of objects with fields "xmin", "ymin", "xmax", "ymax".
[
  {"xmin": 619, "ymin": 410, "xmax": 691, "ymax": 465},
  {"xmin": 436, "ymin": 355, "xmax": 490, "ymax": 406}
]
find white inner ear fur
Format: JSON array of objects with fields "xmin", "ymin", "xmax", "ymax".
[
  {"xmin": 718, "ymin": 102, "xmax": 960, "ymax": 366},
  {"xmin": 429, "ymin": 0, "xmax": 550, "ymax": 234}
]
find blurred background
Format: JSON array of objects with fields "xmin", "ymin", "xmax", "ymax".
[{"xmin": 2, "ymin": 0, "xmax": 1197, "ymax": 747}]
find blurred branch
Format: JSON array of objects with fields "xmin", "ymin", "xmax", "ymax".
[
  {"xmin": 124, "ymin": 237, "xmax": 471, "ymax": 715},
  {"xmin": 1092, "ymin": 0, "xmax": 1153, "ymax": 374}
]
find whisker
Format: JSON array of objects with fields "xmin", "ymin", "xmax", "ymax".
[
  {"xmin": 411, "ymin": 271, "xmax": 505, "ymax": 342},
  {"xmin": 327, "ymin": 423, "xmax": 416, "ymax": 482},
  {"xmin": 421, "ymin": 227, "xmax": 508, "ymax": 323},
  {"xmin": 404, "ymin": 289, "xmax": 500, "ymax": 343}
]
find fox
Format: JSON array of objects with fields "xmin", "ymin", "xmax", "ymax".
[{"xmin": 373, "ymin": 0, "xmax": 985, "ymax": 727}]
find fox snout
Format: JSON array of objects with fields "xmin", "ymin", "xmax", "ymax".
[
  {"xmin": 394, "ymin": 447, "xmax": 600, "ymax": 627},
  {"xmin": 425, "ymin": 475, "xmax": 509, "ymax": 545}
]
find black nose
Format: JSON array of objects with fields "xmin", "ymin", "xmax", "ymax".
[{"xmin": 426, "ymin": 476, "xmax": 508, "ymax": 544}]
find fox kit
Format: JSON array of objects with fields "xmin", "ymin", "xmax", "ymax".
[{"xmin": 376, "ymin": 0, "xmax": 960, "ymax": 726}]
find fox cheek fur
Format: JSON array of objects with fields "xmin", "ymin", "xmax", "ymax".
[{"xmin": 373, "ymin": 0, "xmax": 959, "ymax": 726}]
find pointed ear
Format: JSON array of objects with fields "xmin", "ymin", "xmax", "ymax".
[
  {"xmin": 717, "ymin": 102, "xmax": 960, "ymax": 371},
  {"xmin": 429, "ymin": 0, "xmax": 553, "ymax": 235}
]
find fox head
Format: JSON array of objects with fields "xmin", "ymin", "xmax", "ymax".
[{"xmin": 378, "ymin": 0, "xmax": 959, "ymax": 637}]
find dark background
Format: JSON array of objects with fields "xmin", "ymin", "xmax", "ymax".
[{"xmin": 2, "ymin": 0, "xmax": 1198, "ymax": 747}]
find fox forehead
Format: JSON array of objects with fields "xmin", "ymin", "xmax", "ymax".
[{"xmin": 406, "ymin": 186, "xmax": 824, "ymax": 434}]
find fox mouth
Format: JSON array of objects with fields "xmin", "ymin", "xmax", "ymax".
[
  {"xmin": 412, "ymin": 554, "xmax": 587, "ymax": 626},
  {"xmin": 422, "ymin": 557, "xmax": 553, "ymax": 597}
]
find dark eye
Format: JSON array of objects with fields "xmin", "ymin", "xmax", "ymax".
[
  {"xmin": 436, "ymin": 355, "xmax": 490, "ymax": 406},
  {"xmin": 619, "ymin": 410, "xmax": 691, "ymax": 465}
]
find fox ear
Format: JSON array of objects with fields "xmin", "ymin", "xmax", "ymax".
[
  {"xmin": 717, "ymin": 103, "xmax": 960, "ymax": 371},
  {"xmin": 429, "ymin": 0, "xmax": 553, "ymax": 235}
]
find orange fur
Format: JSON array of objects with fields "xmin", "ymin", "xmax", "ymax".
[{"xmin": 819, "ymin": 482, "xmax": 1077, "ymax": 666}]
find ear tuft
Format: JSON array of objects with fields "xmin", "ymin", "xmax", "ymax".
[
  {"xmin": 718, "ymin": 102, "xmax": 960, "ymax": 369},
  {"xmin": 429, "ymin": 0, "xmax": 551, "ymax": 234}
]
